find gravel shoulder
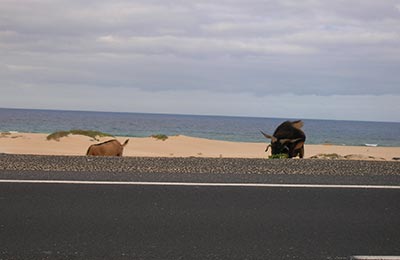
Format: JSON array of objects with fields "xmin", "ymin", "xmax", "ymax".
[
  {"xmin": 1, "ymin": 154, "xmax": 400, "ymax": 185},
  {"xmin": 1, "ymin": 153, "xmax": 400, "ymax": 175}
]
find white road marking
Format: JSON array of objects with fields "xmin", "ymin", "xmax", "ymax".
[
  {"xmin": 350, "ymin": 256, "xmax": 400, "ymax": 260},
  {"xmin": 0, "ymin": 179, "xmax": 400, "ymax": 189}
]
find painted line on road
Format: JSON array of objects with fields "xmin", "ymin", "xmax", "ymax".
[
  {"xmin": 350, "ymin": 256, "xmax": 400, "ymax": 260},
  {"xmin": 0, "ymin": 179, "xmax": 400, "ymax": 189}
]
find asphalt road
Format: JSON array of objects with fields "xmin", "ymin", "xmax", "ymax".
[{"xmin": 1, "ymin": 180, "xmax": 399, "ymax": 260}]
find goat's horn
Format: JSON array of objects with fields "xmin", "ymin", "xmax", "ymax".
[
  {"xmin": 280, "ymin": 138, "xmax": 303, "ymax": 144},
  {"xmin": 260, "ymin": 131, "xmax": 277, "ymax": 142}
]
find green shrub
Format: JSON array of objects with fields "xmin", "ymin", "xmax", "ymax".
[
  {"xmin": 268, "ymin": 153, "xmax": 289, "ymax": 159},
  {"xmin": 151, "ymin": 134, "xmax": 168, "ymax": 141},
  {"xmin": 47, "ymin": 129, "xmax": 113, "ymax": 141}
]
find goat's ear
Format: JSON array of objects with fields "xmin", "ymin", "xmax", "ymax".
[{"xmin": 260, "ymin": 131, "xmax": 277, "ymax": 142}]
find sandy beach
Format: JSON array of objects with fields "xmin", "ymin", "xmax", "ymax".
[{"xmin": 0, "ymin": 132, "xmax": 399, "ymax": 161}]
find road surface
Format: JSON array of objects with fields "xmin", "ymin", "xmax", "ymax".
[{"xmin": 0, "ymin": 178, "xmax": 399, "ymax": 260}]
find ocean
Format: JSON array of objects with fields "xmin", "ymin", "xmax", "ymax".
[{"xmin": 0, "ymin": 108, "xmax": 399, "ymax": 147}]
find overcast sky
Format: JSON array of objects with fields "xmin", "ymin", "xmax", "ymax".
[{"xmin": 1, "ymin": 0, "xmax": 400, "ymax": 122}]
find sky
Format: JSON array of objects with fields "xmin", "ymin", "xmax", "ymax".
[{"xmin": 1, "ymin": 0, "xmax": 400, "ymax": 122}]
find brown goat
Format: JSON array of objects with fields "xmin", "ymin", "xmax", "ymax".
[{"xmin": 86, "ymin": 139, "xmax": 129, "ymax": 156}]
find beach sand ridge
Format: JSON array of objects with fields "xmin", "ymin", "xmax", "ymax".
[{"xmin": 0, "ymin": 132, "xmax": 399, "ymax": 161}]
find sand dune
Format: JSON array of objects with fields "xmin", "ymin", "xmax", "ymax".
[{"xmin": 0, "ymin": 132, "xmax": 399, "ymax": 161}]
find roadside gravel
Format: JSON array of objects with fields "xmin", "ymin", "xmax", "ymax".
[{"xmin": 1, "ymin": 154, "xmax": 399, "ymax": 176}]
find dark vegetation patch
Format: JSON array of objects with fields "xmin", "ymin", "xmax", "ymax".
[
  {"xmin": 268, "ymin": 153, "xmax": 289, "ymax": 159},
  {"xmin": 151, "ymin": 134, "xmax": 169, "ymax": 141},
  {"xmin": 47, "ymin": 130, "xmax": 113, "ymax": 141}
]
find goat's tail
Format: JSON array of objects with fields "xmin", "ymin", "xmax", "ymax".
[
  {"xmin": 122, "ymin": 139, "xmax": 129, "ymax": 146},
  {"xmin": 86, "ymin": 146, "xmax": 92, "ymax": 156}
]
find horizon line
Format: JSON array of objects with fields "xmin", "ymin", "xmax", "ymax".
[{"xmin": 1, "ymin": 106, "xmax": 399, "ymax": 124}]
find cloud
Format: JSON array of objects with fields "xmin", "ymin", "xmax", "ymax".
[
  {"xmin": 1, "ymin": 83, "xmax": 399, "ymax": 122},
  {"xmin": 1, "ymin": 0, "xmax": 400, "ymax": 120},
  {"xmin": 95, "ymin": 35, "xmax": 315, "ymax": 56},
  {"xmin": 284, "ymin": 31, "xmax": 400, "ymax": 45}
]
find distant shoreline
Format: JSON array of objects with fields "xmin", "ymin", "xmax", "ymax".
[
  {"xmin": 1, "ymin": 108, "xmax": 400, "ymax": 147},
  {"xmin": 2, "ymin": 107, "xmax": 399, "ymax": 124},
  {"xmin": 1, "ymin": 132, "xmax": 399, "ymax": 161}
]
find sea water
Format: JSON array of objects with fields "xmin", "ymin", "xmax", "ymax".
[{"xmin": 0, "ymin": 108, "xmax": 399, "ymax": 147}]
